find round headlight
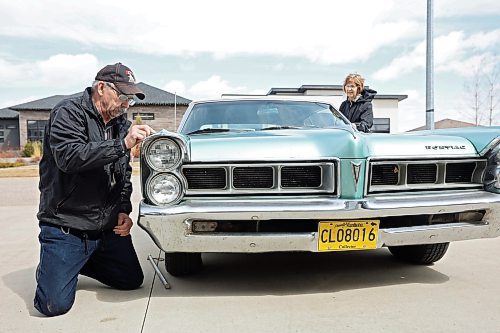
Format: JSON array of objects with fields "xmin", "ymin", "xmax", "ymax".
[
  {"xmin": 146, "ymin": 174, "xmax": 183, "ymax": 205},
  {"xmin": 145, "ymin": 138, "xmax": 182, "ymax": 171}
]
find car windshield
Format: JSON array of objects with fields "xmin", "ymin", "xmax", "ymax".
[{"xmin": 179, "ymin": 100, "xmax": 351, "ymax": 135}]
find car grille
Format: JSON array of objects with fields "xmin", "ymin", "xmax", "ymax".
[
  {"xmin": 371, "ymin": 164, "xmax": 399, "ymax": 185},
  {"xmin": 445, "ymin": 162, "xmax": 476, "ymax": 183},
  {"xmin": 281, "ymin": 166, "xmax": 322, "ymax": 188},
  {"xmin": 182, "ymin": 167, "xmax": 226, "ymax": 189},
  {"xmin": 368, "ymin": 159, "xmax": 486, "ymax": 194},
  {"xmin": 233, "ymin": 167, "xmax": 274, "ymax": 188},
  {"xmin": 407, "ymin": 164, "xmax": 437, "ymax": 184},
  {"xmin": 182, "ymin": 162, "xmax": 335, "ymax": 195}
]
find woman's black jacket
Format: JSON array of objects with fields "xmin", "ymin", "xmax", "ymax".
[
  {"xmin": 37, "ymin": 88, "xmax": 132, "ymax": 231},
  {"xmin": 339, "ymin": 88, "xmax": 377, "ymax": 132}
]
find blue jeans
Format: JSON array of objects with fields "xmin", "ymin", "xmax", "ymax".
[{"xmin": 34, "ymin": 223, "xmax": 144, "ymax": 316}]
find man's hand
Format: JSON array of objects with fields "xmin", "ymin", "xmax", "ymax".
[
  {"xmin": 124, "ymin": 125, "xmax": 156, "ymax": 149},
  {"xmin": 114, "ymin": 212, "xmax": 134, "ymax": 236}
]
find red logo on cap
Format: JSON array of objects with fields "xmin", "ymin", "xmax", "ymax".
[{"xmin": 125, "ymin": 70, "xmax": 136, "ymax": 83}]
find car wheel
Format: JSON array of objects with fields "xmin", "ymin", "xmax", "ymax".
[
  {"xmin": 388, "ymin": 242, "xmax": 450, "ymax": 265},
  {"xmin": 164, "ymin": 252, "xmax": 203, "ymax": 276}
]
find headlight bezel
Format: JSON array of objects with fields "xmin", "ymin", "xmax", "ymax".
[
  {"xmin": 144, "ymin": 137, "xmax": 183, "ymax": 172},
  {"xmin": 140, "ymin": 131, "xmax": 190, "ymax": 204},
  {"xmin": 145, "ymin": 173, "xmax": 184, "ymax": 206}
]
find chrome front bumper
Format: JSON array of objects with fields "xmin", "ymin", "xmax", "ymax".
[{"xmin": 138, "ymin": 191, "xmax": 500, "ymax": 253}]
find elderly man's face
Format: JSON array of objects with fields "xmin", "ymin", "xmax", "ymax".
[{"xmin": 98, "ymin": 82, "xmax": 133, "ymax": 122}]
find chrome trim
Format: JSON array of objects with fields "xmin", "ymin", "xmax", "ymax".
[
  {"xmin": 141, "ymin": 130, "xmax": 190, "ymax": 202},
  {"xmin": 143, "ymin": 169, "xmax": 189, "ymax": 207},
  {"xmin": 143, "ymin": 137, "xmax": 182, "ymax": 172},
  {"xmin": 144, "ymin": 172, "xmax": 185, "ymax": 206},
  {"xmin": 351, "ymin": 161, "xmax": 361, "ymax": 191},
  {"xmin": 181, "ymin": 161, "xmax": 338, "ymax": 195},
  {"xmin": 138, "ymin": 190, "xmax": 500, "ymax": 253},
  {"xmin": 479, "ymin": 136, "xmax": 500, "ymax": 156},
  {"xmin": 367, "ymin": 158, "xmax": 487, "ymax": 194},
  {"xmin": 142, "ymin": 130, "xmax": 191, "ymax": 164}
]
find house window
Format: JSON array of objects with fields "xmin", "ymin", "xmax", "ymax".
[
  {"xmin": 132, "ymin": 113, "xmax": 155, "ymax": 121},
  {"xmin": 372, "ymin": 118, "xmax": 390, "ymax": 133},
  {"xmin": 27, "ymin": 120, "xmax": 48, "ymax": 142},
  {"xmin": 7, "ymin": 124, "xmax": 16, "ymax": 129}
]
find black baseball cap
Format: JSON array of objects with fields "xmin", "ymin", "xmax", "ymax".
[{"xmin": 95, "ymin": 63, "xmax": 145, "ymax": 100}]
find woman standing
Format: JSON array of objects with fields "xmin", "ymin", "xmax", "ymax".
[{"xmin": 339, "ymin": 73, "xmax": 377, "ymax": 132}]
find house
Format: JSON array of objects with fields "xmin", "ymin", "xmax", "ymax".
[
  {"xmin": 408, "ymin": 118, "xmax": 478, "ymax": 131},
  {"xmin": 0, "ymin": 107, "xmax": 20, "ymax": 149},
  {"xmin": 223, "ymin": 84, "xmax": 407, "ymax": 133},
  {"xmin": 0, "ymin": 83, "xmax": 191, "ymax": 150}
]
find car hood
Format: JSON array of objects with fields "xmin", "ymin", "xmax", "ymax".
[{"xmin": 186, "ymin": 128, "xmax": 484, "ymax": 162}]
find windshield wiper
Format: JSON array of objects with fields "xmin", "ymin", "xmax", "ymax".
[
  {"xmin": 261, "ymin": 125, "xmax": 300, "ymax": 131},
  {"xmin": 186, "ymin": 128, "xmax": 231, "ymax": 135}
]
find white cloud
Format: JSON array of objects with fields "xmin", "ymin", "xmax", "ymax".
[
  {"xmin": 0, "ymin": 53, "xmax": 99, "ymax": 90},
  {"xmin": 184, "ymin": 76, "xmax": 266, "ymax": 101},
  {"xmin": 0, "ymin": 95, "xmax": 42, "ymax": 109},
  {"xmin": 0, "ymin": 0, "xmax": 420, "ymax": 65},
  {"xmin": 189, "ymin": 75, "xmax": 247, "ymax": 100},
  {"xmin": 1, "ymin": 0, "xmax": 499, "ymax": 68},
  {"xmin": 436, "ymin": 0, "xmax": 500, "ymax": 17},
  {"xmin": 163, "ymin": 80, "xmax": 186, "ymax": 95},
  {"xmin": 272, "ymin": 63, "xmax": 285, "ymax": 72},
  {"xmin": 373, "ymin": 29, "xmax": 500, "ymax": 81},
  {"xmin": 438, "ymin": 53, "xmax": 500, "ymax": 78},
  {"xmin": 398, "ymin": 89, "xmax": 426, "ymax": 132},
  {"xmin": 372, "ymin": 42, "xmax": 425, "ymax": 81}
]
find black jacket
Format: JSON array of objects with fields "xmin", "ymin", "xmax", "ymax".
[
  {"xmin": 37, "ymin": 88, "xmax": 132, "ymax": 231},
  {"xmin": 339, "ymin": 88, "xmax": 377, "ymax": 132}
]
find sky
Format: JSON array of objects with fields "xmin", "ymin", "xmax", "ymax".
[{"xmin": 0, "ymin": 0, "xmax": 499, "ymax": 132}]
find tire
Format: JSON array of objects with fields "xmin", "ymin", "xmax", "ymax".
[
  {"xmin": 388, "ymin": 242, "xmax": 450, "ymax": 265},
  {"xmin": 164, "ymin": 252, "xmax": 203, "ymax": 276}
]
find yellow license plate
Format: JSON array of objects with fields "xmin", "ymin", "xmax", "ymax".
[{"xmin": 318, "ymin": 220, "xmax": 379, "ymax": 252}]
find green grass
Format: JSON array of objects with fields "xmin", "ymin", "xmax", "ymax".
[{"xmin": 0, "ymin": 162, "xmax": 26, "ymax": 168}]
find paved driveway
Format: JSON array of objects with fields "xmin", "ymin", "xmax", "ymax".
[{"xmin": 1, "ymin": 176, "xmax": 499, "ymax": 333}]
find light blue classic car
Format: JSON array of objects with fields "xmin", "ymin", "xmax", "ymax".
[{"xmin": 138, "ymin": 98, "xmax": 500, "ymax": 276}]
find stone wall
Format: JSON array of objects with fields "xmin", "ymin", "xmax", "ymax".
[{"xmin": 126, "ymin": 105, "xmax": 188, "ymax": 132}]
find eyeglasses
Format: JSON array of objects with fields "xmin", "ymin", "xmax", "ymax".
[{"xmin": 105, "ymin": 82, "xmax": 136, "ymax": 106}]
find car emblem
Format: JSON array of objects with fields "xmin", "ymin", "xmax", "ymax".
[{"xmin": 351, "ymin": 162, "xmax": 361, "ymax": 190}]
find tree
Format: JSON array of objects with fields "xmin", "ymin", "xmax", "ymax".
[
  {"xmin": 462, "ymin": 66, "xmax": 484, "ymax": 126},
  {"xmin": 462, "ymin": 56, "xmax": 499, "ymax": 126},
  {"xmin": 485, "ymin": 67, "xmax": 499, "ymax": 126}
]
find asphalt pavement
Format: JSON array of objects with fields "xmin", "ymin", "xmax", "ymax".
[{"xmin": 1, "ymin": 176, "xmax": 499, "ymax": 333}]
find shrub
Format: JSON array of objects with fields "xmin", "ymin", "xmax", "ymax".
[
  {"xmin": 33, "ymin": 141, "xmax": 42, "ymax": 158},
  {"xmin": 22, "ymin": 141, "xmax": 42, "ymax": 158},
  {"xmin": 134, "ymin": 114, "xmax": 143, "ymax": 125},
  {"xmin": 22, "ymin": 141, "xmax": 35, "ymax": 157}
]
